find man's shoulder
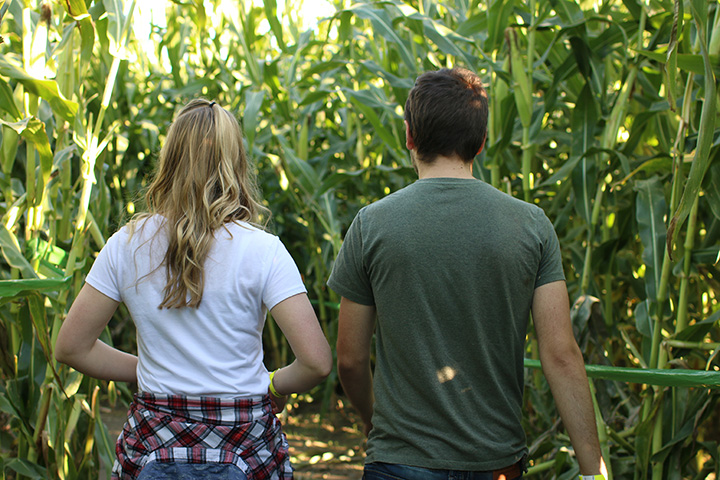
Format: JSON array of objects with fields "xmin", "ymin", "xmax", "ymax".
[
  {"xmin": 483, "ymin": 185, "xmax": 547, "ymax": 216},
  {"xmin": 357, "ymin": 183, "xmax": 416, "ymax": 216}
]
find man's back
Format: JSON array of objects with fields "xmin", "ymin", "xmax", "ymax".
[{"xmin": 329, "ymin": 177, "xmax": 565, "ymax": 470}]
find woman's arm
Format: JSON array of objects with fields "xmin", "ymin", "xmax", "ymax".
[
  {"xmin": 267, "ymin": 293, "xmax": 332, "ymax": 396},
  {"xmin": 55, "ymin": 284, "xmax": 137, "ymax": 383}
]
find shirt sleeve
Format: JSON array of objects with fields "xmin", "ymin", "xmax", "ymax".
[
  {"xmin": 85, "ymin": 231, "xmax": 124, "ymax": 302},
  {"xmin": 327, "ymin": 211, "xmax": 375, "ymax": 306},
  {"xmin": 534, "ymin": 208, "xmax": 566, "ymax": 289},
  {"xmin": 262, "ymin": 237, "xmax": 307, "ymax": 311}
]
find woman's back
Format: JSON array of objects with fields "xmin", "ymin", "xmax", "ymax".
[{"xmin": 86, "ymin": 215, "xmax": 306, "ymax": 397}]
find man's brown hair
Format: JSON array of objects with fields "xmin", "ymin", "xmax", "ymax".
[{"xmin": 404, "ymin": 67, "xmax": 489, "ymax": 164}]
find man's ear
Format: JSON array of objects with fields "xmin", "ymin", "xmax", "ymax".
[
  {"xmin": 476, "ymin": 135, "xmax": 487, "ymax": 156},
  {"xmin": 405, "ymin": 121, "xmax": 415, "ymax": 150}
]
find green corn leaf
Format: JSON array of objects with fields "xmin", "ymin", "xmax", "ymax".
[
  {"xmin": 300, "ymin": 60, "xmax": 348, "ymax": 82},
  {"xmin": 570, "ymin": 83, "xmax": 598, "ymax": 159},
  {"xmin": 456, "ymin": 12, "xmax": 485, "ymax": 38},
  {"xmin": 263, "ymin": 0, "xmax": 286, "ymax": 51},
  {"xmin": 524, "ymin": 358, "xmax": 720, "ymax": 388},
  {"xmin": 569, "ymin": 36, "xmax": 593, "ymax": 80},
  {"xmin": 399, "ymin": 6, "xmax": 477, "ymax": 68},
  {"xmin": 635, "ymin": 299, "xmax": 653, "ymax": 338},
  {"xmin": 675, "ymin": 309, "xmax": 720, "ymax": 342},
  {"xmin": 635, "ymin": 178, "xmax": 667, "ymax": 301},
  {"xmin": 345, "ymin": 4, "xmax": 416, "ymax": 73},
  {"xmin": 358, "ymin": 61, "xmax": 414, "ymax": 89},
  {"xmin": 4, "ymin": 459, "xmax": 47, "ymax": 479},
  {"xmin": 667, "ymin": 0, "xmax": 718, "ymax": 255},
  {"xmin": 549, "ymin": 0, "xmax": 585, "ymax": 26},
  {"xmin": 27, "ymin": 293, "xmax": 53, "ymax": 365},
  {"xmin": 0, "ymin": 224, "xmax": 36, "ymax": 279},
  {"xmin": 103, "ymin": 0, "xmax": 134, "ymax": 58},
  {"xmin": 0, "ymin": 117, "xmax": 53, "ymax": 183},
  {"xmin": 570, "ymin": 83, "xmax": 599, "ymax": 225},
  {"xmin": 507, "ymin": 28, "xmax": 532, "ymax": 128},
  {"xmin": 663, "ymin": 0, "xmax": 681, "ymax": 111},
  {"xmin": 345, "ymin": 89, "xmax": 404, "ymax": 159},
  {"xmin": 243, "ymin": 89, "xmax": 265, "ymax": 151},
  {"xmin": 62, "ymin": 0, "xmax": 95, "ymax": 65},
  {"xmin": 0, "ymin": 277, "xmax": 71, "ymax": 297},
  {"xmin": 0, "ymin": 78, "xmax": 21, "ymax": 120},
  {"xmin": 571, "ymin": 153, "xmax": 596, "ymax": 225},
  {"xmin": 486, "ymin": 0, "xmax": 516, "ymax": 53},
  {"xmin": 299, "ymin": 89, "xmax": 332, "ymax": 107},
  {"xmin": 1, "ymin": 124, "xmax": 19, "ymax": 174},
  {"xmin": 635, "ymin": 50, "xmax": 720, "ymax": 76},
  {"xmin": 0, "ymin": 57, "xmax": 78, "ymax": 123},
  {"xmin": 705, "ymin": 162, "xmax": 720, "ymax": 221},
  {"xmin": 315, "ymin": 169, "xmax": 366, "ymax": 199},
  {"xmin": 275, "ymin": 134, "xmax": 321, "ymax": 197}
]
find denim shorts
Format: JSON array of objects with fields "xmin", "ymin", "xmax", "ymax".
[
  {"xmin": 363, "ymin": 462, "xmax": 523, "ymax": 480},
  {"xmin": 136, "ymin": 461, "xmax": 248, "ymax": 480}
]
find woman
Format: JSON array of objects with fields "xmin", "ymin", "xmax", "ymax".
[{"xmin": 55, "ymin": 99, "xmax": 332, "ymax": 479}]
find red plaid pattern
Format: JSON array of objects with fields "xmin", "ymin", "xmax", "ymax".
[{"xmin": 111, "ymin": 393, "xmax": 292, "ymax": 479}]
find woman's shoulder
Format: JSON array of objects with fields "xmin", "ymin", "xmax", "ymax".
[
  {"xmin": 220, "ymin": 221, "xmax": 281, "ymax": 244},
  {"xmin": 118, "ymin": 214, "xmax": 164, "ymax": 239}
]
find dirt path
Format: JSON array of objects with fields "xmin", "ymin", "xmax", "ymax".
[{"xmin": 282, "ymin": 399, "xmax": 365, "ymax": 479}]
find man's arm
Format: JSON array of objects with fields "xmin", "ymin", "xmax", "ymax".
[
  {"xmin": 336, "ymin": 296, "xmax": 376, "ymax": 436},
  {"xmin": 532, "ymin": 281, "xmax": 607, "ymax": 477}
]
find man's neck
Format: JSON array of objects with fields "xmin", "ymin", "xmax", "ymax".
[{"xmin": 416, "ymin": 154, "xmax": 475, "ymax": 180}]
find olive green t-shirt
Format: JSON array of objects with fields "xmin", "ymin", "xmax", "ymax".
[{"xmin": 328, "ymin": 177, "xmax": 565, "ymax": 471}]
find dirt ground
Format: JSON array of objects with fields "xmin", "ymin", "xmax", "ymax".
[
  {"xmin": 102, "ymin": 397, "xmax": 366, "ymax": 479},
  {"xmin": 282, "ymin": 398, "xmax": 365, "ymax": 479}
]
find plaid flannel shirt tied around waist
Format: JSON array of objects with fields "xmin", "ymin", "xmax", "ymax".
[{"xmin": 112, "ymin": 393, "xmax": 292, "ymax": 480}]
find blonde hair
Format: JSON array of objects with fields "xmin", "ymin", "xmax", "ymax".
[{"xmin": 133, "ymin": 99, "xmax": 269, "ymax": 309}]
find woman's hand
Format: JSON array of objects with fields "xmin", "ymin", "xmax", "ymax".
[{"xmin": 269, "ymin": 390, "xmax": 288, "ymax": 414}]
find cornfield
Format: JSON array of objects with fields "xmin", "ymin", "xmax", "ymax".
[{"xmin": 0, "ymin": 0, "xmax": 719, "ymax": 478}]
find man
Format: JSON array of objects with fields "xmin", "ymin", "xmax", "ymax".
[{"xmin": 328, "ymin": 67, "xmax": 606, "ymax": 480}]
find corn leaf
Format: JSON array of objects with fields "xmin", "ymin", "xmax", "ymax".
[
  {"xmin": 0, "ymin": 117, "xmax": 53, "ymax": 182},
  {"xmin": 0, "ymin": 57, "xmax": 78, "ymax": 123},
  {"xmin": 345, "ymin": 4, "xmax": 417, "ymax": 73},
  {"xmin": 0, "ymin": 277, "xmax": 71, "ymax": 297},
  {"xmin": 0, "ymin": 225, "xmax": 36, "ymax": 279},
  {"xmin": 524, "ymin": 358, "xmax": 720, "ymax": 387},
  {"xmin": 0, "ymin": 78, "xmax": 21, "ymax": 120},
  {"xmin": 635, "ymin": 178, "xmax": 667, "ymax": 300}
]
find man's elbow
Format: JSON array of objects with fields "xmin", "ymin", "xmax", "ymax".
[
  {"xmin": 540, "ymin": 342, "xmax": 585, "ymax": 373},
  {"xmin": 337, "ymin": 352, "xmax": 368, "ymax": 379}
]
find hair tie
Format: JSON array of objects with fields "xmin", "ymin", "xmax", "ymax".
[{"xmin": 209, "ymin": 101, "xmax": 216, "ymax": 108}]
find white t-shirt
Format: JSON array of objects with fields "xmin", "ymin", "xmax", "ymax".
[{"xmin": 85, "ymin": 215, "xmax": 306, "ymax": 398}]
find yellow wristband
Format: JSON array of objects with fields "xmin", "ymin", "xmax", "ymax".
[
  {"xmin": 268, "ymin": 370, "xmax": 285, "ymax": 398},
  {"xmin": 579, "ymin": 476, "xmax": 606, "ymax": 480}
]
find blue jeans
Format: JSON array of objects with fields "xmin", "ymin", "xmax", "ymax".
[
  {"xmin": 363, "ymin": 462, "xmax": 523, "ymax": 480},
  {"xmin": 136, "ymin": 462, "xmax": 248, "ymax": 480}
]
